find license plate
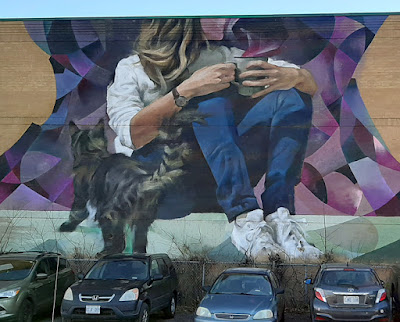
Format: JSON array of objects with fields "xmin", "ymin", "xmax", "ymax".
[
  {"xmin": 343, "ymin": 296, "xmax": 359, "ymax": 304},
  {"xmin": 86, "ymin": 305, "xmax": 100, "ymax": 314}
]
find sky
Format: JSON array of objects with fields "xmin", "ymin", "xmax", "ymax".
[{"xmin": 0, "ymin": 0, "xmax": 400, "ymax": 19}]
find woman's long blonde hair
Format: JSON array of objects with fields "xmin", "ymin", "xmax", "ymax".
[{"xmin": 136, "ymin": 18, "xmax": 207, "ymax": 91}]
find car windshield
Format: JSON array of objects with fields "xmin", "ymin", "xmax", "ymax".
[
  {"xmin": 210, "ymin": 273, "xmax": 273, "ymax": 296},
  {"xmin": 0, "ymin": 260, "xmax": 34, "ymax": 281},
  {"xmin": 85, "ymin": 259, "xmax": 148, "ymax": 280},
  {"xmin": 320, "ymin": 269, "xmax": 380, "ymax": 288}
]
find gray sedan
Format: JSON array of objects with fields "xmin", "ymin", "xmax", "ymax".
[{"xmin": 195, "ymin": 267, "xmax": 285, "ymax": 322}]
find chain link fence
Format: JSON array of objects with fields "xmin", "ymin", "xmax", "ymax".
[{"xmin": 67, "ymin": 258, "xmax": 396, "ymax": 312}]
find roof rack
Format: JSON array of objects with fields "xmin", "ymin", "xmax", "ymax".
[{"xmin": 0, "ymin": 251, "xmax": 62, "ymax": 257}]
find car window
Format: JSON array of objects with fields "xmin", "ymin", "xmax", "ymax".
[
  {"xmin": 58, "ymin": 258, "xmax": 68, "ymax": 270},
  {"xmin": 211, "ymin": 273, "xmax": 273, "ymax": 296},
  {"xmin": 85, "ymin": 260, "xmax": 148, "ymax": 280},
  {"xmin": 151, "ymin": 259, "xmax": 161, "ymax": 277},
  {"xmin": 157, "ymin": 259, "xmax": 169, "ymax": 277},
  {"xmin": 0, "ymin": 260, "xmax": 34, "ymax": 281},
  {"xmin": 321, "ymin": 270, "xmax": 380, "ymax": 287},
  {"xmin": 36, "ymin": 259, "xmax": 49, "ymax": 275},
  {"xmin": 269, "ymin": 272, "xmax": 279, "ymax": 289},
  {"xmin": 45, "ymin": 258, "xmax": 58, "ymax": 275}
]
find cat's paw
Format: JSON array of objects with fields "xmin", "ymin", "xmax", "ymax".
[{"xmin": 59, "ymin": 221, "xmax": 79, "ymax": 232}]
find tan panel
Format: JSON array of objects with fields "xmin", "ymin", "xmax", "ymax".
[
  {"xmin": 0, "ymin": 21, "xmax": 56, "ymax": 155},
  {"xmin": 354, "ymin": 15, "xmax": 400, "ymax": 161}
]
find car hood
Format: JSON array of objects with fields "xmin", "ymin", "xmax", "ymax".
[
  {"xmin": 0, "ymin": 280, "xmax": 25, "ymax": 291},
  {"xmin": 71, "ymin": 279, "xmax": 146, "ymax": 295},
  {"xmin": 200, "ymin": 293, "xmax": 274, "ymax": 315}
]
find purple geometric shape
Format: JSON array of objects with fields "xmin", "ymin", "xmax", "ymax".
[
  {"xmin": 20, "ymin": 152, "xmax": 61, "ymax": 183},
  {"xmin": 304, "ymin": 44, "xmax": 341, "ymax": 107},
  {"xmin": 0, "ymin": 182, "xmax": 19, "ymax": 204},
  {"xmin": 71, "ymin": 20, "xmax": 99, "ymax": 48},
  {"xmin": 349, "ymin": 157, "xmax": 395, "ymax": 210},
  {"xmin": 333, "ymin": 49, "xmax": 358, "ymax": 97},
  {"xmin": 0, "ymin": 184, "xmax": 69, "ymax": 211},
  {"xmin": 330, "ymin": 16, "xmax": 363, "ymax": 48},
  {"xmin": 324, "ymin": 172, "xmax": 362, "ymax": 215},
  {"xmin": 2, "ymin": 171, "xmax": 20, "ymax": 184},
  {"xmin": 54, "ymin": 179, "xmax": 74, "ymax": 209},
  {"xmin": 69, "ymin": 50, "xmax": 95, "ymax": 77},
  {"xmin": 305, "ymin": 128, "xmax": 347, "ymax": 177},
  {"xmin": 55, "ymin": 69, "xmax": 82, "ymax": 99},
  {"xmin": 374, "ymin": 137, "xmax": 400, "ymax": 172},
  {"xmin": 310, "ymin": 95, "xmax": 339, "ymax": 136},
  {"xmin": 378, "ymin": 164, "xmax": 400, "ymax": 196}
]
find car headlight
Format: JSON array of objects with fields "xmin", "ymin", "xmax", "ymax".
[
  {"xmin": 196, "ymin": 306, "xmax": 212, "ymax": 317},
  {"xmin": 254, "ymin": 309, "xmax": 274, "ymax": 319},
  {"xmin": 119, "ymin": 288, "xmax": 139, "ymax": 301},
  {"xmin": 63, "ymin": 287, "xmax": 73, "ymax": 301},
  {"xmin": 0, "ymin": 288, "xmax": 20, "ymax": 298}
]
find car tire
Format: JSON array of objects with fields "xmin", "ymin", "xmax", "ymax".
[
  {"xmin": 163, "ymin": 295, "xmax": 176, "ymax": 319},
  {"xmin": 17, "ymin": 299, "xmax": 33, "ymax": 322},
  {"xmin": 138, "ymin": 303, "xmax": 150, "ymax": 322}
]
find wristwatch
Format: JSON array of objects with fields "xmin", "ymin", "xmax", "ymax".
[{"xmin": 172, "ymin": 87, "xmax": 189, "ymax": 108}]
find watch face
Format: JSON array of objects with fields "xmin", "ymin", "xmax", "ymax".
[{"xmin": 175, "ymin": 96, "xmax": 189, "ymax": 107}]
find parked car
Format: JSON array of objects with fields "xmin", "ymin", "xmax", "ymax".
[
  {"xmin": 195, "ymin": 267, "xmax": 285, "ymax": 322},
  {"xmin": 0, "ymin": 251, "xmax": 76, "ymax": 322},
  {"xmin": 305, "ymin": 263, "xmax": 392, "ymax": 321},
  {"xmin": 61, "ymin": 253, "xmax": 178, "ymax": 321}
]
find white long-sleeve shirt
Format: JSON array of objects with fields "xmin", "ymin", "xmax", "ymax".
[{"xmin": 107, "ymin": 46, "xmax": 299, "ymax": 156}]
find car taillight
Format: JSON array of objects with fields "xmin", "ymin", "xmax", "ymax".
[
  {"xmin": 376, "ymin": 289, "xmax": 387, "ymax": 303},
  {"xmin": 315, "ymin": 288, "xmax": 327, "ymax": 302}
]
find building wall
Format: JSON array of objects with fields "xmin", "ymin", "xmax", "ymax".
[{"xmin": 1, "ymin": 16, "xmax": 400, "ymax": 262}]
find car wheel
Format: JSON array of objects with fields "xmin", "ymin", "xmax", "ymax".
[
  {"xmin": 163, "ymin": 295, "xmax": 176, "ymax": 318},
  {"xmin": 138, "ymin": 303, "xmax": 149, "ymax": 322},
  {"xmin": 17, "ymin": 299, "xmax": 33, "ymax": 322}
]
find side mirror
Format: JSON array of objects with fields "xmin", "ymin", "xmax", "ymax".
[
  {"xmin": 36, "ymin": 273, "xmax": 48, "ymax": 280},
  {"xmin": 304, "ymin": 278, "xmax": 313, "ymax": 285},
  {"xmin": 152, "ymin": 274, "xmax": 163, "ymax": 281},
  {"xmin": 202, "ymin": 285, "xmax": 211, "ymax": 292},
  {"xmin": 77, "ymin": 273, "xmax": 84, "ymax": 280},
  {"xmin": 276, "ymin": 288, "xmax": 285, "ymax": 295},
  {"xmin": 381, "ymin": 280, "xmax": 385, "ymax": 286}
]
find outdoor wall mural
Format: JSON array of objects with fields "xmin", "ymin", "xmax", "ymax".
[{"xmin": 1, "ymin": 15, "xmax": 400, "ymax": 263}]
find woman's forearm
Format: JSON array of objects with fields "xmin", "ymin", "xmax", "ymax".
[
  {"xmin": 130, "ymin": 91, "xmax": 181, "ymax": 149},
  {"xmin": 294, "ymin": 68, "xmax": 318, "ymax": 96}
]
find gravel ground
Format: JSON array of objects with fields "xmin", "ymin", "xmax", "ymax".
[
  {"xmin": 35, "ymin": 310, "xmax": 400, "ymax": 321},
  {"xmin": 34, "ymin": 312, "xmax": 312, "ymax": 321}
]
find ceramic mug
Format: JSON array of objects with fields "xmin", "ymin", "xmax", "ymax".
[{"xmin": 229, "ymin": 57, "xmax": 268, "ymax": 97}]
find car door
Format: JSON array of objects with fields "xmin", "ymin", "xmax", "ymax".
[
  {"xmin": 148, "ymin": 259, "xmax": 164, "ymax": 311},
  {"xmin": 157, "ymin": 258, "xmax": 172, "ymax": 307},
  {"xmin": 29, "ymin": 258, "xmax": 55, "ymax": 311},
  {"xmin": 270, "ymin": 272, "xmax": 284, "ymax": 319}
]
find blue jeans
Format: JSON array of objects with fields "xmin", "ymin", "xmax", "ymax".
[{"xmin": 132, "ymin": 88, "xmax": 312, "ymax": 221}]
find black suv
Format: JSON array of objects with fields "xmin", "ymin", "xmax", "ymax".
[
  {"xmin": 0, "ymin": 251, "xmax": 76, "ymax": 322},
  {"xmin": 61, "ymin": 253, "xmax": 178, "ymax": 321},
  {"xmin": 305, "ymin": 263, "xmax": 392, "ymax": 321}
]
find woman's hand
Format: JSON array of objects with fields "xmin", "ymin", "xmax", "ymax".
[
  {"xmin": 177, "ymin": 63, "xmax": 236, "ymax": 99},
  {"xmin": 239, "ymin": 61, "xmax": 318, "ymax": 98}
]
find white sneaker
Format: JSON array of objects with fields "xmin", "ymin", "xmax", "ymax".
[
  {"xmin": 265, "ymin": 207, "xmax": 322, "ymax": 260},
  {"xmin": 231, "ymin": 209, "xmax": 284, "ymax": 259}
]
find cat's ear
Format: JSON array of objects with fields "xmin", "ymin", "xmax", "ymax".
[
  {"xmin": 93, "ymin": 119, "xmax": 105, "ymax": 134},
  {"xmin": 69, "ymin": 121, "xmax": 80, "ymax": 136}
]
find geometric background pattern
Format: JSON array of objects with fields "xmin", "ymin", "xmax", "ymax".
[{"xmin": 1, "ymin": 16, "xmax": 399, "ymax": 218}]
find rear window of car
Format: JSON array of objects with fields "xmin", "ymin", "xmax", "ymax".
[
  {"xmin": 85, "ymin": 259, "xmax": 148, "ymax": 280},
  {"xmin": 320, "ymin": 269, "xmax": 380, "ymax": 287},
  {"xmin": 0, "ymin": 260, "xmax": 34, "ymax": 281},
  {"xmin": 211, "ymin": 273, "xmax": 273, "ymax": 296}
]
